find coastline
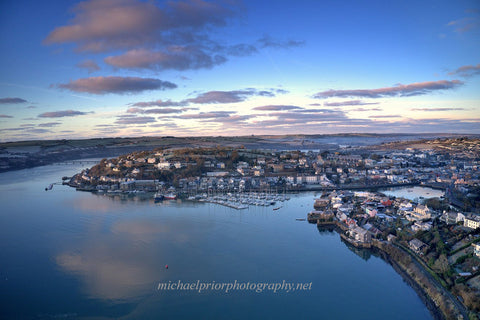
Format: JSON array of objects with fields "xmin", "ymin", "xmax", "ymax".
[
  {"xmin": 317, "ymin": 223, "xmax": 467, "ymax": 320},
  {"xmin": 375, "ymin": 246, "xmax": 445, "ymax": 320},
  {"xmin": 371, "ymin": 240, "xmax": 466, "ymax": 320}
]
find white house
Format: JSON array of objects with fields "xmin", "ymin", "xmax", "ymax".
[{"xmin": 464, "ymin": 215, "xmax": 480, "ymax": 229}]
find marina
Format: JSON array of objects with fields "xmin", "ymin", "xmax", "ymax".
[{"xmin": 191, "ymin": 192, "xmax": 290, "ymax": 210}]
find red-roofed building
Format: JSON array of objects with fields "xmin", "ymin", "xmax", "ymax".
[{"xmin": 382, "ymin": 200, "xmax": 393, "ymax": 206}]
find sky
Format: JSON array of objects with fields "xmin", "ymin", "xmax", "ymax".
[{"xmin": 0, "ymin": 0, "xmax": 479, "ymax": 142}]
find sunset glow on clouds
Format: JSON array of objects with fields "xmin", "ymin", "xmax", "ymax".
[{"xmin": 0, "ymin": 0, "xmax": 479, "ymax": 141}]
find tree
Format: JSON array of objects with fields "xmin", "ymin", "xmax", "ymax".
[
  {"xmin": 425, "ymin": 198, "xmax": 447, "ymax": 211},
  {"xmin": 433, "ymin": 254, "xmax": 449, "ymax": 274},
  {"xmin": 230, "ymin": 150, "xmax": 239, "ymax": 162}
]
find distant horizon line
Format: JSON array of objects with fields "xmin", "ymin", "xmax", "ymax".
[{"xmin": 1, "ymin": 132, "xmax": 478, "ymax": 145}]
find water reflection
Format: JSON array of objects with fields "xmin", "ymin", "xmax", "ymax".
[
  {"xmin": 340, "ymin": 238, "xmax": 372, "ymax": 261},
  {"xmin": 57, "ymin": 226, "xmax": 158, "ymax": 300},
  {"xmin": 317, "ymin": 225, "xmax": 372, "ymax": 261},
  {"xmin": 316, "ymin": 225, "xmax": 336, "ymax": 235},
  {"xmin": 56, "ymin": 215, "xmax": 192, "ymax": 301},
  {"xmin": 66, "ymin": 194, "xmax": 124, "ymax": 213}
]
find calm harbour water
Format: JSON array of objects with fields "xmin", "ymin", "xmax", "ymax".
[
  {"xmin": 0, "ymin": 163, "xmax": 433, "ymax": 319},
  {"xmin": 379, "ymin": 186, "xmax": 445, "ymax": 201}
]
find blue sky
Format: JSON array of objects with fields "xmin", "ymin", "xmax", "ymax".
[{"xmin": 0, "ymin": 0, "xmax": 479, "ymax": 141}]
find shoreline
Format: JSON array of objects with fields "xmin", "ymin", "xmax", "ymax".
[
  {"xmin": 317, "ymin": 224, "xmax": 467, "ymax": 320},
  {"xmin": 372, "ymin": 244, "xmax": 446, "ymax": 320},
  {"xmin": 372, "ymin": 241, "xmax": 466, "ymax": 320}
]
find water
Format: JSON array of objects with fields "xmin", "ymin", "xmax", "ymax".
[
  {"xmin": 0, "ymin": 163, "xmax": 433, "ymax": 319},
  {"xmin": 379, "ymin": 186, "xmax": 444, "ymax": 201}
]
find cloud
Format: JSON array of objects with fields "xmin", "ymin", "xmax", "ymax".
[
  {"xmin": 27, "ymin": 105, "xmax": 36, "ymax": 109},
  {"xmin": 0, "ymin": 97, "xmax": 27, "ymax": 104},
  {"xmin": 104, "ymin": 47, "xmax": 227, "ymax": 70},
  {"xmin": 275, "ymin": 89, "xmax": 289, "ymax": 95},
  {"xmin": 38, "ymin": 110, "xmax": 92, "ymax": 118},
  {"xmin": 131, "ymin": 99, "xmax": 188, "ymax": 108},
  {"xmin": 226, "ymin": 43, "xmax": 258, "ymax": 57},
  {"xmin": 24, "ymin": 128, "xmax": 52, "ymax": 134},
  {"xmin": 38, "ymin": 122, "xmax": 62, "ymax": 127},
  {"xmin": 187, "ymin": 89, "xmax": 279, "ymax": 104},
  {"xmin": 45, "ymin": 0, "xmax": 231, "ymax": 51},
  {"xmin": 177, "ymin": 111, "xmax": 234, "ymax": 119},
  {"xmin": 56, "ymin": 76, "xmax": 177, "ymax": 94},
  {"xmin": 187, "ymin": 91, "xmax": 245, "ymax": 104},
  {"xmin": 212, "ymin": 114, "xmax": 252, "ymax": 123},
  {"xmin": 248, "ymin": 117, "xmax": 480, "ymax": 134},
  {"xmin": 0, "ymin": 114, "xmax": 13, "ymax": 118},
  {"xmin": 126, "ymin": 107, "xmax": 188, "ymax": 114},
  {"xmin": 76, "ymin": 59, "xmax": 100, "ymax": 73},
  {"xmin": 368, "ymin": 115, "xmax": 402, "ymax": 118},
  {"xmin": 130, "ymin": 88, "xmax": 286, "ymax": 108},
  {"xmin": 350, "ymin": 108, "xmax": 383, "ymax": 112},
  {"xmin": 95, "ymin": 124, "xmax": 115, "ymax": 127},
  {"xmin": 0, "ymin": 127, "xmax": 52, "ymax": 134},
  {"xmin": 379, "ymin": 118, "xmax": 480, "ymax": 133},
  {"xmin": 314, "ymin": 80, "xmax": 463, "ymax": 99},
  {"xmin": 149, "ymin": 122, "xmax": 179, "ymax": 129},
  {"xmin": 167, "ymin": 113, "xmax": 252, "ymax": 126},
  {"xmin": 324, "ymin": 100, "xmax": 380, "ymax": 107},
  {"xmin": 410, "ymin": 107, "xmax": 466, "ymax": 112},
  {"xmin": 291, "ymin": 108, "xmax": 341, "ymax": 114},
  {"xmin": 44, "ymin": 0, "xmax": 237, "ymax": 52},
  {"xmin": 259, "ymin": 109, "xmax": 349, "ymax": 125},
  {"xmin": 44, "ymin": 0, "xmax": 301, "ymax": 72},
  {"xmin": 258, "ymin": 35, "xmax": 305, "ymax": 49},
  {"xmin": 0, "ymin": 127, "xmax": 25, "ymax": 132},
  {"xmin": 448, "ymin": 63, "xmax": 480, "ymax": 77},
  {"xmin": 252, "ymin": 105, "xmax": 302, "ymax": 111},
  {"xmin": 115, "ymin": 115, "xmax": 157, "ymax": 125},
  {"xmin": 447, "ymin": 13, "xmax": 480, "ymax": 33}
]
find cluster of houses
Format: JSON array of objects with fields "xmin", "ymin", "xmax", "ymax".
[
  {"xmin": 71, "ymin": 139, "xmax": 479, "ymax": 216},
  {"xmin": 307, "ymin": 188, "xmax": 480, "ymax": 252}
]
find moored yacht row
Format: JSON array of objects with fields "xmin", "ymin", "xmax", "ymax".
[{"xmin": 185, "ymin": 192, "xmax": 290, "ymax": 210}]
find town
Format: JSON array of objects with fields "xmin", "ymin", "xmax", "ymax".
[
  {"xmin": 67, "ymin": 136, "xmax": 480, "ymax": 319},
  {"xmin": 69, "ymin": 137, "xmax": 479, "ymax": 211}
]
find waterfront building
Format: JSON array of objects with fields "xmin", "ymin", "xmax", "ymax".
[
  {"xmin": 409, "ymin": 238, "xmax": 427, "ymax": 254},
  {"xmin": 464, "ymin": 215, "xmax": 480, "ymax": 230},
  {"xmin": 314, "ymin": 197, "xmax": 329, "ymax": 210},
  {"xmin": 349, "ymin": 227, "xmax": 372, "ymax": 243}
]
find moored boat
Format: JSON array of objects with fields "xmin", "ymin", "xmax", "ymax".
[
  {"xmin": 164, "ymin": 193, "xmax": 177, "ymax": 200},
  {"xmin": 154, "ymin": 193, "xmax": 164, "ymax": 201}
]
